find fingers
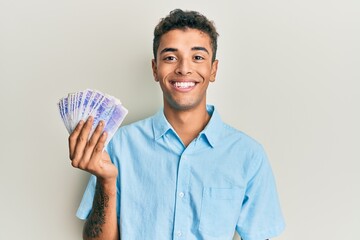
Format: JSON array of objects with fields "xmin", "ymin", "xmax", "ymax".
[
  {"xmin": 70, "ymin": 117, "xmax": 108, "ymax": 174},
  {"xmin": 88, "ymin": 120, "xmax": 105, "ymax": 149},
  {"xmin": 81, "ymin": 120, "xmax": 106, "ymax": 163},
  {"xmin": 91, "ymin": 131, "xmax": 107, "ymax": 162},
  {"xmin": 71, "ymin": 116, "xmax": 94, "ymax": 163},
  {"xmin": 68, "ymin": 119, "xmax": 85, "ymax": 160},
  {"xmin": 67, "ymin": 117, "xmax": 116, "ymax": 179}
]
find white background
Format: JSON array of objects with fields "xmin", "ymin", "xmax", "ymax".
[{"xmin": 0, "ymin": 0, "xmax": 359, "ymax": 239}]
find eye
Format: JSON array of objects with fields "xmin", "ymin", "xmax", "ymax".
[
  {"xmin": 163, "ymin": 56, "xmax": 177, "ymax": 61},
  {"xmin": 194, "ymin": 55, "xmax": 205, "ymax": 61}
]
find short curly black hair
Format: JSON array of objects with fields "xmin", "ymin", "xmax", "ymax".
[{"xmin": 153, "ymin": 9, "xmax": 219, "ymax": 62}]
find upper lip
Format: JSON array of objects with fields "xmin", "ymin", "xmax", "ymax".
[{"xmin": 170, "ymin": 78, "xmax": 199, "ymax": 83}]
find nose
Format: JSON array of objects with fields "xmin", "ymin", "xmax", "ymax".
[{"xmin": 175, "ymin": 59, "xmax": 192, "ymax": 75}]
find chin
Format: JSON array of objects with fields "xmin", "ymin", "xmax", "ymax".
[
  {"xmin": 164, "ymin": 95, "xmax": 205, "ymax": 111},
  {"xmin": 169, "ymin": 101, "xmax": 203, "ymax": 111}
]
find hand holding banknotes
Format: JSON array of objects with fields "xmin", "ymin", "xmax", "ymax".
[
  {"xmin": 68, "ymin": 116, "xmax": 118, "ymax": 181},
  {"xmin": 58, "ymin": 89, "xmax": 128, "ymax": 181}
]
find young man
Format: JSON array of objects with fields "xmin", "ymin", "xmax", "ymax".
[{"xmin": 69, "ymin": 9, "xmax": 285, "ymax": 240}]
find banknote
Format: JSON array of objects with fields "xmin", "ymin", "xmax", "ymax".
[{"xmin": 58, "ymin": 89, "xmax": 128, "ymax": 146}]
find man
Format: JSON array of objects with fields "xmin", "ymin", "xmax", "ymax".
[{"xmin": 69, "ymin": 9, "xmax": 285, "ymax": 240}]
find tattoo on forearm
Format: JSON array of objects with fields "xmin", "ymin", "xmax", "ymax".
[{"xmin": 84, "ymin": 182, "xmax": 109, "ymax": 238}]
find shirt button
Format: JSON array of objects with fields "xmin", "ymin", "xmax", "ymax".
[
  {"xmin": 178, "ymin": 192, "xmax": 185, "ymax": 198},
  {"xmin": 176, "ymin": 231, "xmax": 182, "ymax": 237}
]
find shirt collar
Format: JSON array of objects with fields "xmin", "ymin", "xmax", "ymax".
[
  {"xmin": 152, "ymin": 108, "xmax": 173, "ymax": 140},
  {"xmin": 152, "ymin": 105, "xmax": 224, "ymax": 147},
  {"xmin": 200, "ymin": 105, "xmax": 223, "ymax": 148}
]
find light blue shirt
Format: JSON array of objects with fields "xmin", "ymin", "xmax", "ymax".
[{"xmin": 77, "ymin": 105, "xmax": 285, "ymax": 240}]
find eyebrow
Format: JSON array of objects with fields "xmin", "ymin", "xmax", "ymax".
[
  {"xmin": 160, "ymin": 48, "xmax": 177, "ymax": 55},
  {"xmin": 191, "ymin": 46, "xmax": 209, "ymax": 54},
  {"xmin": 159, "ymin": 46, "xmax": 209, "ymax": 55}
]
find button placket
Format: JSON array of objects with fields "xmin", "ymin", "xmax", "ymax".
[{"xmin": 172, "ymin": 153, "xmax": 191, "ymax": 239}]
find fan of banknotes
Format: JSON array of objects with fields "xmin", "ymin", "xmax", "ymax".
[{"xmin": 57, "ymin": 89, "xmax": 128, "ymax": 146}]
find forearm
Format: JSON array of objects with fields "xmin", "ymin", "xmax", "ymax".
[{"xmin": 83, "ymin": 179, "xmax": 118, "ymax": 240}]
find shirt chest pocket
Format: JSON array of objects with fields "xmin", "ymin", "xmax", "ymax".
[{"xmin": 199, "ymin": 187, "xmax": 244, "ymax": 238}]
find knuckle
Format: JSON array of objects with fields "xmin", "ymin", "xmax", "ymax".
[
  {"xmin": 94, "ymin": 124, "xmax": 101, "ymax": 132},
  {"xmin": 73, "ymin": 125, "xmax": 80, "ymax": 132},
  {"xmin": 87, "ymin": 138, "xmax": 96, "ymax": 147},
  {"xmin": 78, "ymin": 161, "xmax": 87, "ymax": 170},
  {"xmin": 77, "ymin": 135, "xmax": 86, "ymax": 144},
  {"xmin": 94, "ymin": 145, "xmax": 103, "ymax": 153},
  {"xmin": 84, "ymin": 143, "xmax": 93, "ymax": 153},
  {"xmin": 68, "ymin": 134, "xmax": 75, "ymax": 143},
  {"xmin": 71, "ymin": 160, "xmax": 79, "ymax": 168},
  {"xmin": 97, "ymin": 123, "xmax": 104, "ymax": 132},
  {"xmin": 72, "ymin": 152, "xmax": 79, "ymax": 160},
  {"xmin": 99, "ymin": 134, "xmax": 106, "ymax": 143},
  {"xmin": 85, "ymin": 120, "xmax": 93, "ymax": 129}
]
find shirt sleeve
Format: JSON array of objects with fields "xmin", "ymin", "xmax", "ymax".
[
  {"xmin": 236, "ymin": 146, "xmax": 285, "ymax": 240},
  {"xmin": 76, "ymin": 174, "xmax": 97, "ymax": 220}
]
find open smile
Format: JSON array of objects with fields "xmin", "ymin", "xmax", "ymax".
[{"xmin": 170, "ymin": 81, "xmax": 197, "ymax": 90}]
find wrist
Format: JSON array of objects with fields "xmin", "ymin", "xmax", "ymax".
[{"xmin": 97, "ymin": 177, "xmax": 117, "ymax": 196}]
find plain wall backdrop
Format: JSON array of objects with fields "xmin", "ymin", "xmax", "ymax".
[{"xmin": 0, "ymin": 0, "xmax": 359, "ymax": 239}]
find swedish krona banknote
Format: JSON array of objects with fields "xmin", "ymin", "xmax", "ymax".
[{"xmin": 58, "ymin": 89, "xmax": 128, "ymax": 146}]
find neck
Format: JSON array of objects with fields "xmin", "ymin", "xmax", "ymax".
[{"xmin": 163, "ymin": 104, "xmax": 210, "ymax": 147}]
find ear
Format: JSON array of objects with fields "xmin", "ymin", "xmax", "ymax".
[
  {"xmin": 152, "ymin": 59, "xmax": 159, "ymax": 82},
  {"xmin": 209, "ymin": 60, "xmax": 218, "ymax": 82}
]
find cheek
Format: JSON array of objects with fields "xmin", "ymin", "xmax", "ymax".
[
  {"xmin": 198, "ymin": 66, "xmax": 212, "ymax": 78},
  {"xmin": 158, "ymin": 66, "xmax": 175, "ymax": 80}
]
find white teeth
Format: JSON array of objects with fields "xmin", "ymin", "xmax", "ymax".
[{"xmin": 174, "ymin": 82, "xmax": 195, "ymax": 88}]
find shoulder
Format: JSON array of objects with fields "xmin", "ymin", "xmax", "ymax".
[
  {"xmin": 208, "ymin": 105, "xmax": 263, "ymax": 152},
  {"xmin": 217, "ymin": 120, "xmax": 269, "ymax": 174},
  {"xmin": 221, "ymin": 121, "xmax": 264, "ymax": 153},
  {"xmin": 221, "ymin": 123, "xmax": 273, "ymax": 184}
]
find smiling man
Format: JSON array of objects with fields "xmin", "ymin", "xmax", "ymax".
[
  {"xmin": 152, "ymin": 27, "xmax": 218, "ymax": 146},
  {"xmin": 69, "ymin": 9, "xmax": 285, "ymax": 240}
]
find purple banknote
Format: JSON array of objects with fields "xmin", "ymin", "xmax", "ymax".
[{"xmin": 58, "ymin": 89, "xmax": 128, "ymax": 146}]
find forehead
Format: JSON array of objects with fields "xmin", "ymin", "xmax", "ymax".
[{"xmin": 158, "ymin": 28, "xmax": 212, "ymax": 53}]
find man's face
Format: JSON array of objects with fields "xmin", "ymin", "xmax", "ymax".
[{"xmin": 152, "ymin": 28, "xmax": 218, "ymax": 111}]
